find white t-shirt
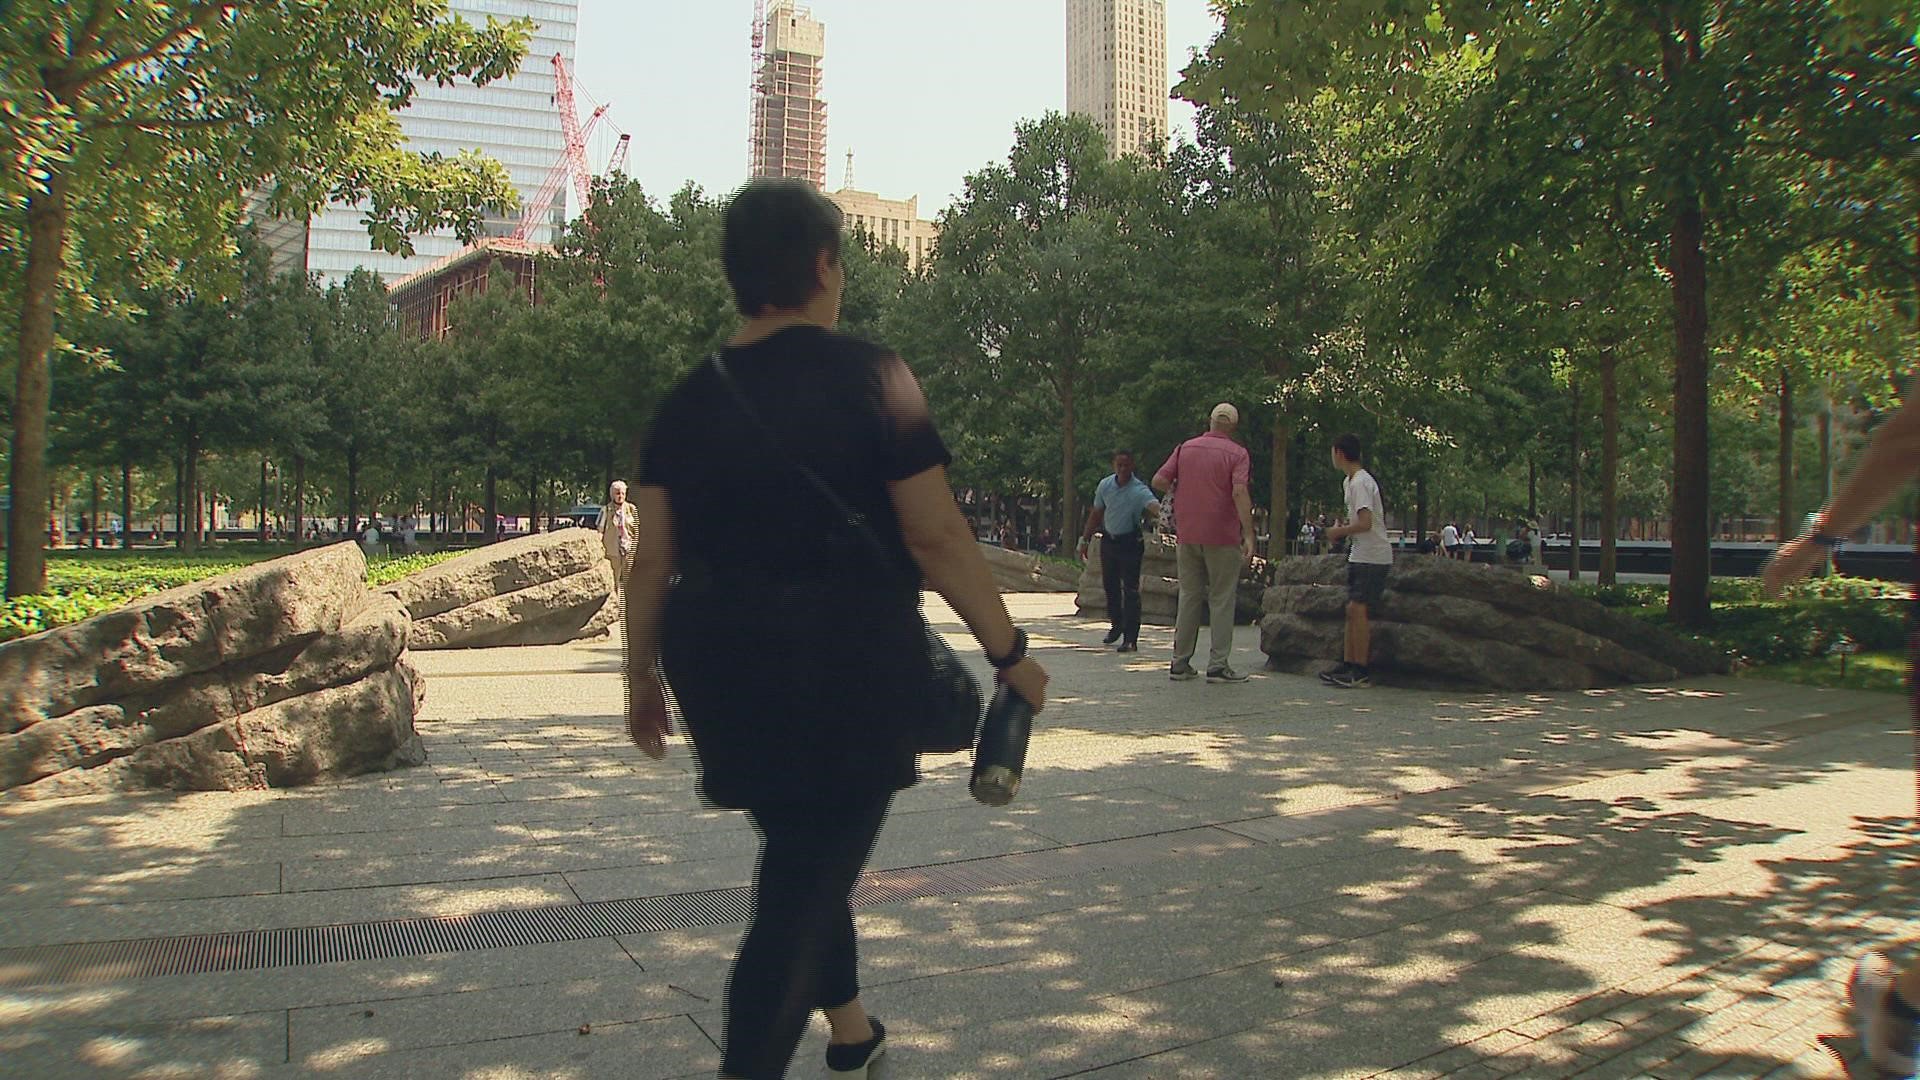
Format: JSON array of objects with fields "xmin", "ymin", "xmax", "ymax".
[
  {"xmin": 1344, "ymin": 469, "xmax": 1393, "ymax": 565},
  {"xmin": 1440, "ymin": 524, "xmax": 1460, "ymax": 548}
]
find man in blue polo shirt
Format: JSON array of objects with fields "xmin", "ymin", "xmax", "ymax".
[{"xmin": 1078, "ymin": 449, "xmax": 1161, "ymax": 653}]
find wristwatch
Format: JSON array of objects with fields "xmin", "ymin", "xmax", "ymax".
[
  {"xmin": 1808, "ymin": 532, "xmax": 1845, "ymax": 549},
  {"xmin": 988, "ymin": 628, "xmax": 1029, "ymax": 671}
]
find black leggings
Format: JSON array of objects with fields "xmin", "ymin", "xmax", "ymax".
[{"xmin": 720, "ymin": 794, "xmax": 893, "ymax": 1079}]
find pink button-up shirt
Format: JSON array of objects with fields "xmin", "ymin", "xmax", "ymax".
[{"xmin": 1153, "ymin": 431, "xmax": 1251, "ymax": 547}]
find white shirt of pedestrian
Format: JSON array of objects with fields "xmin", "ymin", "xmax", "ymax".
[{"xmin": 1344, "ymin": 470, "xmax": 1393, "ymax": 565}]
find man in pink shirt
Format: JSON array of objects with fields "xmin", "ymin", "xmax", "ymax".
[{"xmin": 1153, "ymin": 403, "xmax": 1257, "ymax": 682}]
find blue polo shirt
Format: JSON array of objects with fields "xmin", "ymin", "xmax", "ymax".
[{"xmin": 1094, "ymin": 474, "xmax": 1159, "ymax": 538}]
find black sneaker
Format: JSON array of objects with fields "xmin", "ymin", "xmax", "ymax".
[
  {"xmin": 1103, "ymin": 628, "xmax": 1123, "ymax": 644},
  {"xmin": 826, "ymin": 1019, "xmax": 886, "ymax": 1076},
  {"xmin": 1327, "ymin": 667, "xmax": 1371, "ymax": 689},
  {"xmin": 1116, "ymin": 641, "xmax": 1138, "ymax": 653},
  {"xmin": 1317, "ymin": 663, "xmax": 1352, "ymax": 685},
  {"xmin": 1169, "ymin": 662, "xmax": 1199, "ymax": 681}
]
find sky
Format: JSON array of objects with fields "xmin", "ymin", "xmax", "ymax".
[{"xmin": 572, "ymin": 1, "xmax": 1224, "ymax": 219}]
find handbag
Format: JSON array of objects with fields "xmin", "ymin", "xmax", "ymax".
[{"xmin": 709, "ymin": 354, "xmax": 982, "ymax": 753}]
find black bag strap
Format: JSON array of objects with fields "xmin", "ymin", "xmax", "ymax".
[{"xmin": 709, "ymin": 352, "xmax": 909, "ymax": 581}]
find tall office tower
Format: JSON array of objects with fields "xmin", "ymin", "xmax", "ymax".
[
  {"xmin": 750, "ymin": 1, "xmax": 828, "ymax": 188},
  {"xmin": 293, "ymin": 0, "xmax": 579, "ymax": 285},
  {"xmin": 1066, "ymin": 0, "xmax": 1168, "ymax": 159}
]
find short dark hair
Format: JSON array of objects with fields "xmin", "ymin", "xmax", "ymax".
[
  {"xmin": 1112, "ymin": 449, "xmax": 1135, "ymax": 460},
  {"xmin": 1332, "ymin": 434, "xmax": 1364, "ymax": 463},
  {"xmin": 722, "ymin": 179, "xmax": 843, "ymax": 316}
]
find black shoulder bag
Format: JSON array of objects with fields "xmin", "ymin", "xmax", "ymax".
[{"xmin": 709, "ymin": 354, "xmax": 982, "ymax": 753}]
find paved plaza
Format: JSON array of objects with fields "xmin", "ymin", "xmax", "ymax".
[{"xmin": 0, "ymin": 594, "xmax": 1912, "ymax": 1078}]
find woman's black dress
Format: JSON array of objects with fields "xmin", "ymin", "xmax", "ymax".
[{"xmin": 637, "ymin": 327, "xmax": 952, "ymax": 810}]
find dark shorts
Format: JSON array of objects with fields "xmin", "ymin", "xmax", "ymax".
[{"xmin": 1347, "ymin": 561, "xmax": 1390, "ymax": 611}]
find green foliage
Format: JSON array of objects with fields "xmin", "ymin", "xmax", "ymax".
[
  {"xmin": 0, "ymin": 546, "xmax": 463, "ymax": 642},
  {"xmin": 1566, "ymin": 577, "xmax": 1911, "ymax": 667},
  {"xmin": 365, "ymin": 550, "xmax": 462, "ymax": 587},
  {"xmin": 1746, "ymin": 650, "xmax": 1908, "ymax": 695}
]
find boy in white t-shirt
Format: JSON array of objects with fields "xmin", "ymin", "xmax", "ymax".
[{"xmin": 1321, "ymin": 434, "xmax": 1393, "ymax": 688}]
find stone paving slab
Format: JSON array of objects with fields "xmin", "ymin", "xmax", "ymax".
[{"xmin": 0, "ymin": 593, "xmax": 1907, "ymax": 1078}]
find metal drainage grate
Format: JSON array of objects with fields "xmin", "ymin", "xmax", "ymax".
[{"xmin": 0, "ymin": 823, "xmax": 1243, "ymax": 989}]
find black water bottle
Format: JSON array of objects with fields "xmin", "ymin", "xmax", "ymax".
[{"xmin": 970, "ymin": 684, "xmax": 1032, "ymax": 806}]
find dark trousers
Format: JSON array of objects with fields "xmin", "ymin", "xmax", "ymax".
[
  {"xmin": 1102, "ymin": 533, "xmax": 1146, "ymax": 645},
  {"xmin": 721, "ymin": 794, "xmax": 893, "ymax": 1079}
]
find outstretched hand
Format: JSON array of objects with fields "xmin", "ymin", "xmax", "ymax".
[{"xmin": 1761, "ymin": 537, "xmax": 1824, "ymax": 599}]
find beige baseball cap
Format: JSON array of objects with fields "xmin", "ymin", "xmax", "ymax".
[{"xmin": 1210, "ymin": 402, "xmax": 1239, "ymax": 425}]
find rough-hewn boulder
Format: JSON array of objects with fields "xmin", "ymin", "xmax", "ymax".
[
  {"xmin": 1076, "ymin": 537, "xmax": 1262, "ymax": 626},
  {"xmin": 979, "ymin": 543, "xmax": 1080, "ymax": 593},
  {"xmin": 0, "ymin": 545, "xmax": 425, "ymax": 799},
  {"xmin": 383, "ymin": 530, "xmax": 616, "ymax": 649},
  {"xmin": 1260, "ymin": 555, "xmax": 1730, "ymax": 689}
]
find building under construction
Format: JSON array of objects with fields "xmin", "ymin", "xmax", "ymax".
[
  {"xmin": 387, "ymin": 238, "xmax": 544, "ymax": 340},
  {"xmin": 751, "ymin": 1, "xmax": 828, "ymax": 188}
]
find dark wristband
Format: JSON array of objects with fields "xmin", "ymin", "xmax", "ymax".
[
  {"xmin": 988, "ymin": 627, "xmax": 1028, "ymax": 671},
  {"xmin": 1809, "ymin": 532, "xmax": 1844, "ymax": 549}
]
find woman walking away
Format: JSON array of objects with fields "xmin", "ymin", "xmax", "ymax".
[{"xmin": 620, "ymin": 178, "xmax": 1049, "ymax": 1080}]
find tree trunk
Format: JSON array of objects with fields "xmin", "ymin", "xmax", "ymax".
[
  {"xmin": 1059, "ymin": 374, "xmax": 1077, "ymax": 541},
  {"xmin": 1527, "ymin": 455, "xmax": 1538, "ymax": 520},
  {"xmin": 1599, "ymin": 348, "xmax": 1621, "ymax": 585},
  {"xmin": 182, "ymin": 428, "xmax": 201, "ymax": 552},
  {"xmin": 120, "ymin": 454, "xmax": 133, "ymax": 551},
  {"xmin": 1776, "ymin": 366, "xmax": 1794, "ymax": 543},
  {"xmin": 1415, "ymin": 471, "xmax": 1428, "ymax": 544},
  {"xmin": 545, "ymin": 477, "xmax": 557, "ymax": 535},
  {"xmin": 483, "ymin": 465, "xmax": 499, "ymax": 543},
  {"xmin": 1569, "ymin": 376, "xmax": 1583, "ymax": 582},
  {"xmin": 526, "ymin": 475, "xmax": 538, "ymax": 534},
  {"xmin": 292, "ymin": 455, "xmax": 306, "ymax": 544},
  {"xmin": 89, "ymin": 473, "xmax": 101, "ymax": 548},
  {"xmin": 345, "ymin": 443, "xmax": 360, "ymax": 538},
  {"xmin": 1664, "ymin": 196, "xmax": 1712, "ymax": 624},
  {"xmin": 173, "ymin": 455, "xmax": 184, "ymax": 549},
  {"xmin": 1268, "ymin": 420, "xmax": 1290, "ymax": 560},
  {"xmin": 258, "ymin": 459, "xmax": 270, "ymax": 543},
  {"xmin": 5, "ymin": 169, "xmax": 71, "ymax": 597}
]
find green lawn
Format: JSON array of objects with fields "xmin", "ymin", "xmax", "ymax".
[
  {"xmin": 1, "ymin": 544, "xmax": 463, "ymax": 643},
  {"xmin": 1745, "ymin": 650, "xmax": 1909, "ymax": 695}
]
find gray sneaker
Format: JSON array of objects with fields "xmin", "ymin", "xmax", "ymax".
[
  {"xmin": 1169, "ymin": 662, "xmax": 1199, "ymax": 681},
  {"xmin": 1206, "ymin": 666, "xmax": 1250, "ymax": 683}
]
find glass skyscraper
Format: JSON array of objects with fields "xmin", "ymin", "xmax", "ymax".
[{"xmin": 301, "ymin": 0, "xmax": 580, "ymax": 285}]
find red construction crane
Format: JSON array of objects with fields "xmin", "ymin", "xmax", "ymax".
[
  {"xmin": 511, "ymin": 53, "xmax": 608, "ymax": 244},
  {"xmin": 747, "ymin": 0, "xmax": 766, "ymax": 175},
  {"xmin": 608, "ymin": 133, "xmax": 631, "ymax": 176}
]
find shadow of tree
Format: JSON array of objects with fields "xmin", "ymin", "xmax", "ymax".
[{"xmin": 0, "ymin": 601, "xmax": 1905, "ymax": 1078}]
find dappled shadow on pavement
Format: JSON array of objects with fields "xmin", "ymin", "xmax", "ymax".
[{"xmin": 0, "ymin": 603, "xmax": 1907, "ymax": 1078}]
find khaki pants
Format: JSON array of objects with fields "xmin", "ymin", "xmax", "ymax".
[{"xmin": 1172, "ymin": 543, "xmax": 1243, "ymax": 671}]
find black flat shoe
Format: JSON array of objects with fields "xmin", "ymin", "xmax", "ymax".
[{"xmin": 826, "ymin": 1019, "xmax": 886, "ymax": 1076}]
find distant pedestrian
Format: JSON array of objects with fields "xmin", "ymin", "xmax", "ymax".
[
  {"xmin": 1321, "ymin": 434, "xmax": 1392, "ymax": 689},
  {"xmin": 601, "ymin": 480, "xmax": 638, "ymax": 590},
  {"xmin": 1153, "ymin": 403, "xmax": 1256, "ymax": 683},
  {"xmin": 1078, "ymin": 449, "xmax": 1161, "ymax": 653},
  {"xmin": 1462, "ymin": 526, "xmax": 1478, "ymax": 562},
  {"xmin": 1440, "ymin": 520, "xmax": 1462, "ymax": 561},
  {"xmin": 399, "ymin": 513, "xmax": 419, "ymax": 554},
  {"xmin": 1298, "ymin": 518, "xmax": 1318, "ymax": 555}
]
